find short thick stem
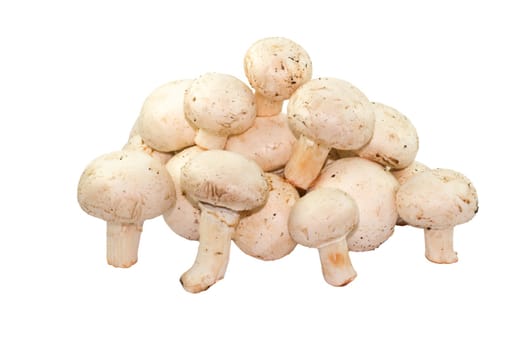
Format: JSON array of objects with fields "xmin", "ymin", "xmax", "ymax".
[
  {"xmin": 284, "ymin": 135, "xmax": 331, "ymax": 189},
  {"xmin": 180, "ymin": 203, "xmax": 240, "ymax": 293},
  {"xmin": 195, "ymin": 129, "xmax": 227, "ymax": 150},
  {"xmin": 106, "ymin": 222, "xmax": 143, "ymax": 268},
  {"xmin": 255, "ymin": 92, "xmax": 283, "ymax": 117},
  {"xmin": 318, "ymin": 238, "xmax": 357, "ymax": 286},
  {"xmin": 424, "ymin": 228, "xmax": 458, "ymax": 264}
]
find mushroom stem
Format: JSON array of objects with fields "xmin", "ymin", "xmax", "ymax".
[
  {"xmin": 318, "ymin": 238, "xmax": 357, "ymax": 286},
  {"xmin": 194, "ymin": 129, "xmax": 228, "ymax": 150},
  {"xmin": 284, "ymin": 135, "xmax": 331, "ymax": 189},
  {"xmin": 106, "ymin": 222, "xmax": 143, "ymax": 268},
  {"xmin": 255, "ymin": 92, "xmax": 283, "ymax": 117},
  {"xmin": 180, "ymin": 203, "xmax": 240, "ymax": 293},
  {"xmin": 424, "ymin": 228, "xmax": 458, "ymax": 264}
]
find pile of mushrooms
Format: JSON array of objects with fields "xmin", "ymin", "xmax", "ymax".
[{"xmin": 77, "ymin": 37, "xmax": 479, "ymax": 293}]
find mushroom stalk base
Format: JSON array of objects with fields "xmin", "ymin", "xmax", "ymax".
[
  {"xmin": 318, "ymin": 238, "xmax": 357, "ymax": 286},
  {"xmin": 424, "ymin": 228, "xmax": 458, "ymax": 264},
  {"xmin": 180, "ymin": 203, "xmax": 240, "ymax": 293},
  {"xmin": 284, "ymin": 135, "xmax": 331, "ymax": 190},
  {"xmin": 194, "ymin": 129, "xmax": 228, "ymax": 150},
  {"xmin": 255, "ymin": 92, "xmax": 283, "ymax": 117},
  {"xmin": 106, "ymin": 222, "xmax": 143, "ymax": 268}
]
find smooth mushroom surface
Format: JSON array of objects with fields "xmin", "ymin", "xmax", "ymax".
[
  {"xmin": 137, "ymin": 80, "xmax": 196, "ymax": 152},
  {"xmin": 184, "ymin": 73, "xmax": 256, "ymax": 150},
  {"xmin": 125, "ymin": 117, "xmax": 174, "ymax": 164},
  {"xmin": 233, "ymin": 173, "xmax": 299, "ymax": 261},
  {"xmin": 391, "ymin": 161, "xmax": 430, "ymax": 225},
  {"xmin": 244, "ymin": 37, "xmax": 312, "ymax": 116},
  {"xmin": 396, "ymin": 168, "xmax": 478, "ymax": 264},
  {"xmin": 77, "ymin": 150, "xmax": 176, "ymax": 268},
  {"xmin": 356, "ymin": 102, "xmax": 419, "ymax": 170},
  {"xmin": 285, "ymin": 77, "xmax": 375, "ymax": 189},
  {"xmin": 179, "ymin": 150, "xmax": 269, "ymax": 293},
  {"xmin": 225, "ymin": 113, "xmax": 296, "ymax": 171},
  {"xmin": 163, "ymin": 146, "xmax": 205, "ymax": 241},
  {"xmin": 311, "ymin": 157, "xmax": 399, "ymax": 252},
  {"xmin": 288, "ymin": 187, "xmax": 359, "ymax": 286}
]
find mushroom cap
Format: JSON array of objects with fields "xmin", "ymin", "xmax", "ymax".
[
  {"xmin": 244, "ymin": 37, "xmax": 312, "ymax": 101},
  {"xmin": 138, "ymin": 80, "xmax": 196, "ymax": 152},
  {"xmin": 180, "ymin": 150, "xmax": 269, "ymax": 212},
  {"xmin": 287, "ymin": 77, "xmax": 375, "ymax": 150},
  {"xmin": 288, "ymin": 187, "xmax": 359, "ymax": 248},
  {"xmin": 234, "ymin": 173, "xmax": 299, "ymax": 260},
  {"xmin": 310, "ymin": 157, "xmax": 399, "ymax": 251},
  {"xmin": 184, "ymin": 73, "xmax": 256, "ymax": 136},
  {"xmin": 356, "ymin": 102, "xmax": 419, "ymax": 169},
  {"xmin": 391, "ymin": 161, "xmax": 430, "ymax": 185},
  {"xmin": 225, "ymin": 113, "xmax": 296, "ymax": 171},
  {"xmin": 396, "ymin": 168, "xmax": 478, "ymax": 230},
  {"xmin": 163, "ymin": 146, "xmax": 205, "ymax": 240},
  {"xmin": 77, "ymin": 150, "xmax": 176, "ymax": 224}
]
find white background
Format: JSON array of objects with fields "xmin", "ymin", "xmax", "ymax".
[{"xmin": 1, "ymin": 1, "xmax": 523, "ymax": 349}]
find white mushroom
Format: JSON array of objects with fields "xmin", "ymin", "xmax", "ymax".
[
  {"xmin": 163, "ymin": 146, "xmax": 205, "ymax": 241},
  {"xmin": 184, "ymin": 73, "xmax": 256, "ymax": 150},
  {"xmin": 311, "ymin": 157, "xmax": 399, "ymax": 251},
  {"xmin": 244, "ymin": 37, "xmax": 312, "ymax": 116},
  {"xmin": 225, "ymin": 113, "xmax": 296, "ymax": 171},
  {"xmin": 396, "ymin": 168, "xmax": 478, "ymax": 264},
  {"xmin": 288, "ymin": 188, "xmax": 359, "ymax": 286},
  {"xmin": 285, "ymin": 78, "xmax": 375, "ymax": 189},
  {"xmin": 125, "ymin": 117, "xmax": 173, "ymax": 164},
  {"xmin": 77, "ymin": 150, "xmax": 176, "ymax": 267},
  {"xmin": 180, "ymin": 150, "xmax": 269, "ymax": 293},
  {"xmin": 137, "ymin": 80, "xmax": 196, "ymax": 152},
  {"xmin": 391, "ymin": 161, "xmax": 430, "ymax": 226},
  {"xmin": 356, "ymin": 102, "xmax": 419, "ymax": 169},
  {"xmin": 233, "ymin": 173, "xmax": 299, "ymax": 260}
]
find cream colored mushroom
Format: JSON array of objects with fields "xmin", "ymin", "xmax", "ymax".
[
  {"xmin": 356, "ymin": 102, "xmax": 419, "ymax": 169},
  {"xmin": 125, "ymin": 117, "xmax": 173, "ymax": 164},
  {"xmin": 225, "ymin": 113, "xmax": 296, "ymax": 171},
  {"xmin": 288, "ymin": 188, "xmax": 359, "ymax": 286},
  {"xmin": 180, "ymin": 150, "xmax": 268, "ymax": 293},
  {"xmin": 396, "ymin": 168, "xmax": 478, "ymax": 264},
  {"xmin": 244, "ymin": 37, "xmax": 312, "ymax": 116},
  {"xmin": 184, "ymin": 73, "xmax": 256, "ymax": 150},
  {"xmin": 163, "ymin": 146, "xmax": 205, "ymax": 241},
  {"xmin": 285, "ymin": 78, "xmax": 375, "ymax": 189},
  {"xmin": 391, "ymin": 161, "xmax": 430, "ymax": 226},
  {"xmin": 233, "ymin": 173, "xmax": 298, "ymax": 260},
  {"xmin": 137, "ymin": 80, "xmax": 196, "ymax": 152},
  {"xmin": 311, "ymin": 157, "xmax": 399, "ymax": 251},
  {"xmin": 77, "ymin": 150, "xmax": 176, "ymax": 267}
]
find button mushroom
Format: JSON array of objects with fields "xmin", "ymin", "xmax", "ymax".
[
  {"xmin": 244, "ymin": 37, "xmax": 312, "ymax": 116},
  {"xmin": 356, "ymin": 102, "xmax": 419, "ymax": 170},
  {"xmin": 311, "ymin": 157, "xmax": 399, "ymax": 251},
  {"xmin": 225, "ymin": 113, "xmax": 296, "ymax": 171},
  {"xmin": 163, "ymin": 146, "xmax": 205, "ymax": 241},
  {"xmin": 391, "ymin": 161, "xmax": 430, "ymax": 226},
  {"xmin": 77, "ymin": 150, "xmax": 176, "ymax": 267},
  {"xmin": 285, "ymin": 77, "xmax": 375, "ymax": 189},
  {"xmin": 396, "ymin": 168, "xmax": 479, "ymax": 263},
  {"xmin": 179, "ymin": 150, "xmax": 269, "ymax": 292},
  {"xmin": 137, "ymin": 80, "xmax": 196, "ymax": 152},
  {"xmin": 288, "ymin": 188, "xmax": 359, "ymax": 286},
  {"xmin": 233, "ymin": 173, "xmax": 299, "ymax": 260},
  {"xmin": 125, "ymin": 117, "xmax": 174, "ymax": 165},
  {"xmin": 184, "ymin": 73, "xmax": 256, "ymax": 150}
]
